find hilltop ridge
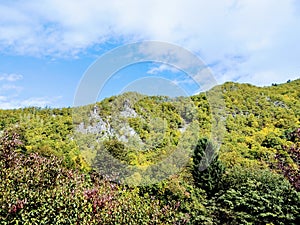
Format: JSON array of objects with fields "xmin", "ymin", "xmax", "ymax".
[{"xmin": 0, "ymin": 79, "xmax": 299, "ymax": 224}]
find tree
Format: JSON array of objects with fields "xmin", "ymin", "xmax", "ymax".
[
  {"xmin": 210, "ymin": 168, "xmax": 300, "ymax": 224},
  {"xmin": 192, "ymin": 138, "xmax": 225, "ymax": 196}
]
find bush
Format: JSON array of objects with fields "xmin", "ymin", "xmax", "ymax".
[
  {"xmin": 209, "ymin": 168, "xmax": 300, "ymax": 224},
  {"xmin": 0, "ymin": 130, "xmax": 186, "ymax": 224}
]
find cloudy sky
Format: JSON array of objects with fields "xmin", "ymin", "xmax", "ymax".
[{"xmin": 0, "ymin": 0, "xmax": 299, "ymax": 108}]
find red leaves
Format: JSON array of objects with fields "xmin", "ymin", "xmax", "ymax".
[
  {"xmin": 0, "ymin": 130, "xmax": 23, "ymax": 152},
  {"xmin": 0, "ymin": 130, "xmax": 24, "ymax": 169},
  {"xmin": 9, "ymin": 199, "xmax": 27, "ymax": 214},
  {"xmin": 83, "ymin": 188, "xmax": 114, "ymax": 213},
  {"xmin": 275, "ymin": 128, "xmax": 300, "ymax": 191}
]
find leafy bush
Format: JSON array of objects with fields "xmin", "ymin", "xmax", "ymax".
[
  {"xmin": 0, "ymin": 129, "xmax": 186, "ymax": 224},
  {"xmin": 209, "ymin": 168, "xmax": 300, "ymax": 224},
  {"xmin": 0, "ymin": 79, "xmax": 300, "ymax": 224}
]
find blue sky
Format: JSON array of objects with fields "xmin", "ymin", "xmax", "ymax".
[{"xmin": 0, "ymin": 0, "xmax": 299, "ymax": 109}]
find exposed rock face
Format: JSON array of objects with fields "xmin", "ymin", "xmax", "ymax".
[
  {"xmin": 120, "ymin": 99, "xmax": 138, "ymax": 118},
  {"xmin": 266, "ymin": 97, "xmax": 288, "ymax": 108},
  {"xmin": 77, "ymin": 118, "xmax": 112, "ymax": 136},
  {"xmin": 76, "ymin": 100, "xmax": 139, "ymax": 142},
  {"xmin": 118, "ymin": 125, "xmax": 140, "ymax": 143},
  {"xmin": 77, "ymin": 108, "xmax": 113, "ymax": 136},
  {"xmin": 273, "ymin": 101, "xmax": 287, "ymax": 108}
]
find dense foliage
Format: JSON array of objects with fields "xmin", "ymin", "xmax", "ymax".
[
  {"xmin": 0, "ymin": 130, "xmax": 187, "ymax": 224},
  {"xmin": 0, "ymin": 79, "xmax": 299, "ymax": 224}
]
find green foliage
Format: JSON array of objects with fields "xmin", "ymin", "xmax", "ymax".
[
  {"xmin": 262, "ymin": 132, "xmax": 283, "ymax": 149},
  {"xmin": 138, "ymin": 177, "xmax": 212, "ymax": 224},
  {"xmin": 0, "ymin": 131, "xmax": 187, "ymax": 224},
  {"xmin": 273, "ymin": 128, "xmax": 300, "ymax": 191},
  {"xmin": 192, "ymin": 138, "xmax": 225, "ymax": 196},
  {"xmin": 103, "ymin": 138, "xmax": 127, "ymax": 160},
  {"xmin": 0, "ymin": 79, "xmax": 300, "ymax": 224},
  {"xmin": 209, "ymin": 167, "xmax": 300, "ymax": 224},
  {"xmin": 0, "ymin": 107, "xmax": 87, "ymax": 170}
]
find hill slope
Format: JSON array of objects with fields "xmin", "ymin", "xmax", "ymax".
[{"xmin": 0, "ymin": 79, "xmax": 299, "ymax": 224}]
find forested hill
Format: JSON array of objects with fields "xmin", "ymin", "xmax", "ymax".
[{"xmin": 0, "ymin": 79, "xmax": 299, "ymax": 224}]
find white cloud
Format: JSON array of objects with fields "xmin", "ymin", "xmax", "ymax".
[
  {"xmin": 0, "ymin": 70, "xmax": 62, "ymax": 109},
  {"xmin": 0, "ymin": 84, "xmax": 23, "ymax": 92},
  {"xmin": 19, "ymin": 96, "xmax": 61, "ymax": 108},
  {"xmin": 0, "ymin": 0, "xmax": 299, "ymax": 85},
  {"xmin": 147, "ymin": 64, "xmax": 180, "ymax": 75},
  {"xmin": 0, "ymin": 73, "xmax": 23, "ymax": 82},
  {"xmin": 0, "ymin": 96, "xmax": 62, "ymax": 109},
  {"xmin": 0, "ymin": 96, "xmax": 7, "ymax": 101}
]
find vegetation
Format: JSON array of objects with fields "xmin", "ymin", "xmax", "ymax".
[{"xmin": 0, "ymin": 79, "xmax": 299, "ymax": 224}]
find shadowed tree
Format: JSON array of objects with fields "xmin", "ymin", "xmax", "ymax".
[{"xmin": 193, "ymin": 138, "xmax": 225, "ymax": 196}]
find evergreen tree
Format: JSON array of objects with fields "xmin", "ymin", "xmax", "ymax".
[{"xmin": 192, "ymin": 138, "xmax": 225, "ymax": 196}]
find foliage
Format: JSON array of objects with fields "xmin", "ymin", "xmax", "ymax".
[
  {"xmin": 192, "ymin": 138, "xmax": 225, "ymax": 196},
  {"xmin": 209, "ymin": 167, "xmax": 300, "ymax": 224},
  {"xmin": 274, "ymin": 128, "xmax": 300, "ymax": 191},
  {"xmin": 0, "ymin": 79, "xmax": 300, "ymax": 224},
  {"xmin": 0, "ymin": 129, "xmax": 186, "ymax": 224}
]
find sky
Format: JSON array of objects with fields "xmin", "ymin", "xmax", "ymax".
[{"xmin": 0, "ymin": 0, "xmax": 299, "ymax": 109}]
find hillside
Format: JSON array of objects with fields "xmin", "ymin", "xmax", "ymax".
[{"xmin": 0, "ymin": 79, "xmax": 299, "ymax": 224}]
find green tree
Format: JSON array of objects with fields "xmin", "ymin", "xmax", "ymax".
[
  {"xmin": 193, "ymin": 138, "xmax": 225, "ymax": 196},
  {"xmin": 210, "ymin": 168, "xmax": 300, "ymax": 224}
]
